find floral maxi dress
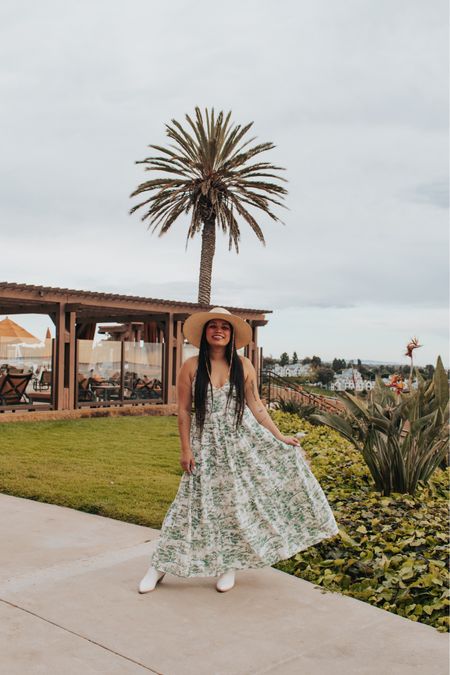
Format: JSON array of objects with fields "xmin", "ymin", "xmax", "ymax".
[{"xmin": 148, "ymin": 376, "xmax": 339, "ymax": 577}]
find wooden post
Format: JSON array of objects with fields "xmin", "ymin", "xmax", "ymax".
[
  {"xmin": 162, "ymin": 313, "xmax": 175, "ymax": 404},
  {"xmin": 174, "ymin": 320, "xmax": 184, "ymax": 398},
  {"xmin": 252, "ymin": 325, "xmax": 258, "ymax": 370},
  {"xmin": 54, "ymin": 304, "xmax": 65, "ymax": 410},
  {"xmin": 245, "ymin": 323, "xmax": 257, "ymax": 369},
  {"xmin": 74, "ymin": 338, "xmax": 79, "ymax": 408},
  {"xmin": 66, "ymin": 311, "xmax": 76, "ymax": 410},
  {"xmin": 258, "ymin": 345, "xmax": 263, "ymax": 395},
  {"xmin": 52, "ymin": 305, "xmax": 76, "ymax": 410},
  {"xmin": 120, "ymin": 341, "xmax": 125, "ymax": 402},
  {"xmin": 51, "ymin": 337, "xmax": 56, "ymax": 409}
]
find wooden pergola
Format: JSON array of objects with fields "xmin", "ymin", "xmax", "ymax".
[{"xmin": 0, "ymin": 282, "xmax": 271, "ymax": 410}]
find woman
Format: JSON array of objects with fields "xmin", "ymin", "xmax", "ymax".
[{"xmin": 139, "ymin": 307, "xmax": 339, "ymax": 593}]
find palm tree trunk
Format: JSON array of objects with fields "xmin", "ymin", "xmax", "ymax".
[{"xmin": 198, "ymin": 216, "xmax": 216, "ymax": 305}]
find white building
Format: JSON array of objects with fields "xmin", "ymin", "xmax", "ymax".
[
  {"xmin": 271, "ymin": 363, "xmax": 312, "ymax": 377},
  {"xmin": 330, "ymin": 369, "xmax": 418, "ymax": 392},
  {"xmin": 269, "ymin": 363, "xmax": 418, "ymax": 392}
]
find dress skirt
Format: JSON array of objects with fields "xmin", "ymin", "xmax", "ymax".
[{"xmin": 148, "ymin": 378, "xmax": 339, "ymax": 577}]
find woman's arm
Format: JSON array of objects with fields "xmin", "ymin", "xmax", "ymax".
[
  {"xmin": 176, "ymin": 359, "xmax": 196, "ymax": 473},
  {"xmin": 243, "ymin": 358, "xmax": 300, "ymax": 447}
]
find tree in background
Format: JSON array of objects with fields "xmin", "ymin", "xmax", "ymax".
[
  {"xmin": 311, "ymin": 355, "xmax": 322, "ymax": 368},
  {"xmin": 292, "ymin": 351, "xmax": 298, "ymax": 364},
  {"xmin": 359, "ymin": 364, "xmax": 372, "ymax": 379},
  {"xmin": 314, "ymin": 366, "xmax": 335, "ymax": 386},
  {"xmin": 332, "ymin": 358, "xmax": 346, "ymax": 373},
  {"xmin": 423, "ymin": 364, "xmax": 435, "ymax": 378},
  {"xmin": 130, "ymin": 107, "xmax": 288, "ymax": 304},
  {"xmin": 263, "ymin": 355, "xmax": 277, "ymax": 368},
  {"xmin": 279, "ymin": 352, "xmax": 290, "ymax": 366}
]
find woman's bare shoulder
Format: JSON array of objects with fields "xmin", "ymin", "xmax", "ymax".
[
  {"xmin": 181, "ymin": 356, "xmax": 198, "ymax": 382},
  {"xmin": 238, "ymin": 355, "xmax": 254, "ymax": 382}
]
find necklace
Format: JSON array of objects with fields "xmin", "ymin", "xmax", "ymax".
[{"xmin": 205, "ymin": 356, "xmax": 232, "ymax": 389}]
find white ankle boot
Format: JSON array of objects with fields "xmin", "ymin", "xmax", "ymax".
[
  {"xmin": 138, "ymin": 565, "xmax": 166, "ymax": 593},
  {"xmin": 216, "ymin": 569, "xmax": 235, "ymax": 592}
]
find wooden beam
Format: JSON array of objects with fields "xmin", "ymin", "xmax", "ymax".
[
  {"xmin": 74, "ymin": 313, "xmax": 167, "ymax": 323},
  {"xmin": 0, "ymin": 303, "xmax": 57, "ymax": 315}
]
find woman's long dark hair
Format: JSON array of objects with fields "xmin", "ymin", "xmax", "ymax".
[{"xmin": 193, "ymin": 320, "xmax": 245, "ymax": 437}]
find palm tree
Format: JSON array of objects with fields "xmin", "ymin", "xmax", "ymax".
[{"xmin": 129, "ymin": 107, "xmax": 287, "ymax": 304}]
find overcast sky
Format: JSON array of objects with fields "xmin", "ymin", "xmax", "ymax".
[{"xmin": 1, "ymin": 0, "xmax": 448, "ymax": 366}]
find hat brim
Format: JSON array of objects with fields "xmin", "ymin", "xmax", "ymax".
[{"xmin": 183, "ymin": 311, "xmax": 252, "ymax": 350}]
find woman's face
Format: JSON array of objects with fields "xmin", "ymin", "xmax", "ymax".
[{"xmin": 205, "ymin": 319, "xmax": 232, "ymax": 347}]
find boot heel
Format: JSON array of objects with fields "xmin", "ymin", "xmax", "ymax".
[{"xmin": 139, "ymin": 566, "xmax": 166, "ymax": 593}]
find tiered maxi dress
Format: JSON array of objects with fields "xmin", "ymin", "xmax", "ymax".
[{"xmin": 148, "ymin": 374, "xmax": 339, "ymax": 577}]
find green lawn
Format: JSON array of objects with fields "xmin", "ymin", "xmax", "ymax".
[
  {"xmin": 1, "ymin": 412, "xmax": 448, "ymax": 631},
  {"xmin": 282, "ymin": 380, "xmax": 337, "ymax": 397},
  {"xmin": 0, "ymin": 416, "xmax": 183, "ymax": 528}
]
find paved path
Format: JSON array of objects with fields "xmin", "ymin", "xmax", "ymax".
[{"xmin": 1, "ymin": 494, "xmax": 448, "ymax": 675}]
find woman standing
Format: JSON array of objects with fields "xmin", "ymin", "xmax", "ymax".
[{"xmin": 139, "ymin": 307, "xmax": 339, "ymax": 593}]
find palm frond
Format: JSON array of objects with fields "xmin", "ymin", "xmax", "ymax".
[{"xmin": 130, "ymin": 106, "xmax": 288, "ymax": 252}]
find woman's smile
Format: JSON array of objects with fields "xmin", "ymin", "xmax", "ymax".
[{"xmin": 206, "ymin": 320, "xmax": 231, "ymax": 344}]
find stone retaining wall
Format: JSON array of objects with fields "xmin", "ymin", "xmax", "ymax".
[{"xmin": 0, "ymin": 404, "xmax": 178, "ymax": 424}]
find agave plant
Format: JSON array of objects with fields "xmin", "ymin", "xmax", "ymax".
[
  {"xmin": 310, "ymin": 356, "xmax": 449, "ymax": 495},
  {"xmin": 129, "ymin": 107, "xmax": 287, "ymax": 304},
  {"xmin": 275, "ymin": 397, "xmax": 320, "ymax": 423}
]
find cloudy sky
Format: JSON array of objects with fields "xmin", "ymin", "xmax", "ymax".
[{"xmin": 1, "ymin": 0, "xmax": 448, "ymax": 366}]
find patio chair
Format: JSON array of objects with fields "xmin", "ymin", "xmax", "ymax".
[
  {"xmin": 33, "ymin": 369, "xmax": 52, "ymax": 391},
  {"xmin": 131, "ymin": 377, "xmax": 162, "ymax": 400},
  {"xmin": 77, "ymin": 373, "xmax": 95, "ymax": 402},
  {"xmin": 0, "ymin": 372, "xmax": 33, "ymax": 406}
]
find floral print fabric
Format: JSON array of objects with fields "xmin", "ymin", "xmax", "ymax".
[{"xmin": 149, "ymin": 376, "xmax": 339, "ymax": 577}]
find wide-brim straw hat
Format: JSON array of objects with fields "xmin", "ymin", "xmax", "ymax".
[{"xmin": 183, "ymin": 307, "xmax": 252, "ymax": 350}]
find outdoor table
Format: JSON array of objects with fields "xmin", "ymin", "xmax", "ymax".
[{"xmin": 91, "ymin": 384, "xmax": 120, "ymax": 401}]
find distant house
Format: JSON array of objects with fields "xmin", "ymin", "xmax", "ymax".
[
  {"xmin": 268, "ymin": 361, "xmax": 419, "ymax": 392},
  {"xmin": 330, "ymin": 368, "xmax": 418, "ymax": 392},
  {"xmin": 270, "ymin": 363, "xmax": 312, "ymax": 377},
  {"xmin": 330, "ymin": 371, "xmax": 373, "ymax": 392}
]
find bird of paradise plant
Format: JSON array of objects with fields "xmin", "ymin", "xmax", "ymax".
[
  {"xmin": 387, "ymin": 373, "xmax": 404, "ymax": 397},
  {"xmin": 310, "ymin": 356, "xmax": 449, "ymax": 495},
  {"xmin": 405, "ymin": 336, "xmax": 422, "ymax": 391},
  {"xmin": 129, "ymin": 107, "xmax": 288, "ymax": 304}
]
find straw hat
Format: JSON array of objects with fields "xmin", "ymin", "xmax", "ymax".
[{"xmin": 183, "ymin": 307, "xmax": 252, "ymax": 349}]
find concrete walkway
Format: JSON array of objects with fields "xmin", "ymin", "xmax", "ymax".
[{"xmin": 1, "ymin": 494, "xmax": 448, "ymax": 675}]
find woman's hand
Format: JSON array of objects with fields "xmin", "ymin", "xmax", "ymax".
[
  {"xmin": 180, "ymin": 449, "xmax": 196, "ymax": 474},
  {"xmin": 278, "ymin": 434, "xmax": 302, "ymax": 448}
]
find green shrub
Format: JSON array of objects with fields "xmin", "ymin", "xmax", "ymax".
[{"xmin": 269, "ymin": 410, "xmax": 449, "ymax": 632}]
